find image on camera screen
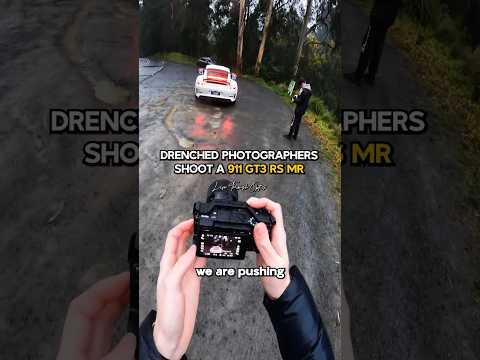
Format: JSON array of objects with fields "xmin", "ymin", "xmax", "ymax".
[{"xmin": 199, "ymin": 233, "xmax": 242, "ymax": 258}]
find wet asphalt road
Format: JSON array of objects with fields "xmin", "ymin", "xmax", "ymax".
[{"xmin": 139, "ymin": 61, "xmax": 341, "ymax": 359}]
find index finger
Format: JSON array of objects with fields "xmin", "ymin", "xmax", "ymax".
[
  {"xmin": 246, "ymin": 197, "xmax": 287, "ymax": 257},
  {"xmin": 246, "ymin": 197, "xmax": 284, "ymax": 229}
]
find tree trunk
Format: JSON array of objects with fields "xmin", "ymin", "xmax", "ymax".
[
  {"xmin": 236, "ymin": 0, "xmax": 246, "ymax": 73},
  {"xmin": 254, "ymin": 0, "xmax": 274, "ymax": 76},
  {"xmin": 293, "ymin": 0, "xmax": 313, "ymax": 77}
]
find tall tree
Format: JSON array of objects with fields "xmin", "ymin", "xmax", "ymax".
[
  {"xmin": 236, "ymin": 0, "xmax": 247, "ymax": 73},
  {"xmin": 293, "ymin": 0, "xmax": 313, "ymax": 77},
  {"xmin": 254, "ymin": 0, "xmax": 275, "ymax": 75}
]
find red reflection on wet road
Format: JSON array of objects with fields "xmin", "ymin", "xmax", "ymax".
[
  {"xmin": 222, "ymin": 115, "xmax": 233, "ymax": 138},
  {"xmin": 189, "ymin": 113, "xmax": 234, "ymax": 143},
  {"xmin": 190, "ymin": 113, "xmax": 207, "ymax": 138},
  {"xmin": 195, "ymin": 114, "xmax": 205, "ymax": 126}
]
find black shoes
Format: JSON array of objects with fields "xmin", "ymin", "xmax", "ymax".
[{"xmin": 283, "ymin": 134, "xmax": 292, "ymax": 140}]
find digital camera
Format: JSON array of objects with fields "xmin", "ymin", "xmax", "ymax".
[{"xmin": 193, "ymin": 180, "xmax": 276, "ymax": 260}]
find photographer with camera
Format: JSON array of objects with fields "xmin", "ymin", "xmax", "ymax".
[
  {"xmin": 139, "ymin": 192, "xmax": 334, "ymax": 360},
  {"xmin": 284, "ymin": 79, "xmax": 312, "ymax": 141}
]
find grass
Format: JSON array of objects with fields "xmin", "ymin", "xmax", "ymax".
[
  {"xmin": 151, "ymin": 52, "xmax": 196, "ymax": 65},
  {"xmin": 389, "ymin": 17, "xmax": 480, "ymax": 214},
  {"xmin": 243, "ymin": 75, "xmax": 341, "ymax": 192}
]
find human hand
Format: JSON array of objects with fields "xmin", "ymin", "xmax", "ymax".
[
  {"xmin": 153, "ymin": 219, "xmax": 207, "ymax": 360},
  {"xmin": 246, "ymin": 197, "xmax": 291, "ymax": 300},
  {"xmin": 57, "ymin": 272, "xmax": 136, "ymax": 360}
]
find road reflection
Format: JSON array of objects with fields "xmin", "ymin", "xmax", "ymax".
[{"xmin": 188, "ymin": 111, "xmax": 235, "ymax": 145}]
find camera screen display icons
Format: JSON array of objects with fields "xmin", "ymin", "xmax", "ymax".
[{"xmin": 199, "ymin": 233, "xmax": 242, "ymax": 258}]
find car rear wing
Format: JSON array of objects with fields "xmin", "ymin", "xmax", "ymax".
[{"xmin": 205, "ymin": 69, "xmax": 229, "ymax": 85}]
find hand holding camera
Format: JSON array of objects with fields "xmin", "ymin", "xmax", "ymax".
[
  {"xmin": 247, "ymin": 197, "xmax": 291, "ymax": 300},
  {"xmin": 193, "ymin": 180, "xmax": 275, "ymax": 260},
  {"xmin": 153, "ymin": 181, "xmax": 290, "ymax": 358},
  {"xmin": 191, "ymin": 180, "xmax": 289, "ymax": 298},
  {"xmin": 153, "ymin": 219, "xmax": 207, "ymax": 360}
]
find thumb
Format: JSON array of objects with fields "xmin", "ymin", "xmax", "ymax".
[
  {"xmin": 195, "ymin": 256, "xmax": 207, "ymax": 269},
  {"xmin": 253, "ymin": 223, "xmax": 280, "ymax": 265},
  {"xmin": 103, "ymin": 333, "xmax": 136, "ymax": 360}
]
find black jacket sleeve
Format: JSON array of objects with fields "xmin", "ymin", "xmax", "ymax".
[
  {"xmin": 139, "ymin": 310, "xmax": 187, "ymax": 360},
  {"xmin": 263, "ymin": 266, "xmax": 334, "ymax": 360},
  {"xmin": 294, "ymin": 89, "xmax": 312, "ymax": 115}
]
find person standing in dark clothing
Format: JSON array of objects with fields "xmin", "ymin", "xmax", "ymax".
[
  {"xmin": 284, "ymin": 80, "xmax": 312, "ymax": 140},
  {"xmin": 344, "ymin": 0, "xmax": 402, "ymax": 86}
]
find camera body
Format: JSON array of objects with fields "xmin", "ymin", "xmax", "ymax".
[{"xmin": 193, "ymin": 180, "xmax": 275, "ymax": 260}]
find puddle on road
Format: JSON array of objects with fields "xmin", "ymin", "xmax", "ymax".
[
  {"xmin": 163, "ymin": 105, "xmax": 236, "ymax": 149},
  {"xmin": 63, "ymin": 0, "xmax": 132, "ymax": 105},
  {"xmin": 94, "ymin": 80, "xmax": 130, "ymax": 105}
]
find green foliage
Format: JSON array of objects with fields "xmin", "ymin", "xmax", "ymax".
[
  {"xmin": 466, "ymin": 48, "xmax": 480, "ymax": 83},
  {"xmin": 140, "ymin": 0, "xmax": 211, "ymax": 57},
  {"xmin": 435, "ymin": 13, "xmax": 459, "ymax": 44},
  {"xmin": 403, "ymin": 0, "xmax": 442, "ymax": 28},
  {"xmin": 153, "ymin": 52, "xmax": 195, "ymax": 65}
]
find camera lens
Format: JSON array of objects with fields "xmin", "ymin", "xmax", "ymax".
[{"xmin": 206, "ymin": 179, "xmax": 238, "ymax": 202}]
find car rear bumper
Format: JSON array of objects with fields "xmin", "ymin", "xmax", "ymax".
[{"xmin": 195, "ymin": 85, "xmax": 237, "ymax": 102}]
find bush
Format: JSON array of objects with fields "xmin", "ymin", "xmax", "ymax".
[
  {"xmin": 435, "ymin": 14, "xmax": 459, "ymax": 45},
  {"xmin": 309, "ymin": 97, "xmax": 325, "ymax": 115},
  {"xmin": 466, "ymin": 48, "xmax": 480, "ymax": 83},
  {"xmin": 404, "ymin": 0, "xmax": 442, "ymax": 28}
]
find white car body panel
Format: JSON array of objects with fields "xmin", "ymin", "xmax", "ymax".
[{"xmin": 195, "ymin": 64, "xmax": 238, "ymax": 103}]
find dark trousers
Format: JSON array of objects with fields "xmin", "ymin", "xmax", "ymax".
[
  {"xmin": 288, "ymin": 111, "xmax": 303, "ymax": 139},
  {"xmin": 355, "ymin": 20, "xmax": 389, "ymax": 80}
]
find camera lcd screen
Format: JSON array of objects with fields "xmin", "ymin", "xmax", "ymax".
[{"xmin": 199, "ymin": 233, "xmax": 242, "ymax": 258}]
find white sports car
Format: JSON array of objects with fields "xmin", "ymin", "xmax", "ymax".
[{"xmin": 195, "ymin": 64, "xmax": 238, "ymax": 103}]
